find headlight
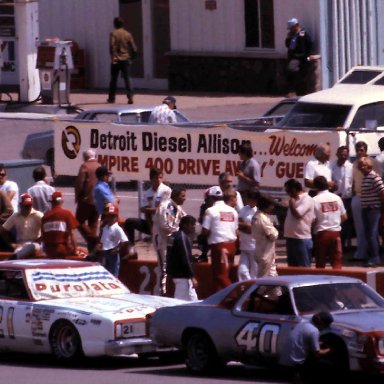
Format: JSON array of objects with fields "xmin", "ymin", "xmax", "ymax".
[{"xmin": 377, "ymin": 338, "xmax": 384, "ymax": 355}]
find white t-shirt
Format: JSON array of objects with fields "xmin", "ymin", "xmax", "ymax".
[
  {"xmin": 0, "ymin": 180, "xmax": 19, "ymax": 212},
  {"xmin": 284, "ymin": 192, "xmax": 315, "ymax": 239},
  {"xmin": 238, "ymin": 205, "xmax": 257, "ymax": 251},
  {"xmin": 202, "ymin": 200, "xmax": 238, "ymax": 244},
  {"xmin": 313, "ymin": 190, "xmax": 346, "ymax": 233},
  {"xmin": 141, "ymin": 182, "xmax": 172, "ymax": 209},
  {"xmin": 304, "ymin": 158, "xmax": 332, "ymax": 183},
  {"xmin": 101, "ymin": 222, "xmax": 128, "ymax": 251},
  {"xmin": 331, "ymin": 160, "xmax": 353, "ymax": 198}
]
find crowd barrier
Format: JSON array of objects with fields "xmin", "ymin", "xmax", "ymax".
[{"xmin": 119, "ymin": 259, "xmax": 384, "ymax": 299}]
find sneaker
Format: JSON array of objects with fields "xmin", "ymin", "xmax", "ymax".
[
  {"xmin": 127, "ymin": 96, "xmax": 134, "ymax": 104},
  {"xmin": 107, "ymin": 98, "xmax": 115, "ymax": 103}
]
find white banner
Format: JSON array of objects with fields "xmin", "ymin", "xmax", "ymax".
[{"xmin": 54, "ymin": 121, "xmax": 344, "ymax": 191}]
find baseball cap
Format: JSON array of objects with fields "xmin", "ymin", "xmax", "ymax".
[
  {"xmin": 19, "ymin": 193, "xmax": 33, "ymax": 206},
  {"xmin": 105, "ymin": 204, "xmax": 119, "ymax": 215},
  {"xmin": 96, "ymin": 166, "xmax": 112, "ymax": 178},
  {"xmin": 287, "ymin": 18, "xmax": 299, "ymax": 29},
  {"xmin": 206, "ymin": 186, "xmax": 223, "ymax": 197},
  {"xmin": 163, "ymin": 95, "xmax": 177, "ymax": 108},
  {"xmin": 50, "ymin": 191, "xmax": 63, "ymax": 203}
]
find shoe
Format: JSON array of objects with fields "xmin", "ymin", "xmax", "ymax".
[
  {"xmin": 363, "ymin": 262, "xmax": 380, "ymax": 268},
  {"xmin": 128, "ymin": 96, "xmax": 134, "ymax": 104},
  {"xmin": 107, "ymin": 98, "xmax": 115, "ymax": 103}
]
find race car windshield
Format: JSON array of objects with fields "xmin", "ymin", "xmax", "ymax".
[
  {"xmin": 278, "ymin": 102, "xmax": 351, "ymax": 128},
  {"xmin": 293, "ymin": 283, "xmax": 384, "ymax": 314}
]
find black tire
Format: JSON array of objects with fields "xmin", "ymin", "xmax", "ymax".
[
  {"xmin": 185, "ymin": 331, "xmax": 221, "ymax": 374},
  {"xmin": 49, "ymin": 320, "xmax": 83, "ymax": 362}
]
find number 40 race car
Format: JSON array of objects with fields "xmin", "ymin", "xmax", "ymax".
[{"xmin": 150, "ymin": 275, "xmax": 384, "ymax": 376}]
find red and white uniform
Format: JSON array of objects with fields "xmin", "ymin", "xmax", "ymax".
[
  {"xmin": 202, "ymin": 200, "xmax": 238, "ymax": 291},
  {"xmin": 42, "ymin": 206, "xmax": 79, "ymax": 258},
  {"xmin": 313, "ymin": 190, "xmax": 346, "ymax": 269}
]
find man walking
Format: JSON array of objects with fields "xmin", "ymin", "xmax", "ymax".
[{"xmin": 107, "ymin": 17, "xmax": 137, "ymax": 104}]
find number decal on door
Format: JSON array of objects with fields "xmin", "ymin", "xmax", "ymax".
[{"xmin": 235, "ymin": 322, "xmax": 280, "ymax": 355}]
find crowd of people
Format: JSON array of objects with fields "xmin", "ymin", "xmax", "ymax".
[{"xmin": 1, "ymin": 138, "xmax": 383, "ymax": 303}]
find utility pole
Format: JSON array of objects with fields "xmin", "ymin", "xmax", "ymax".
[{"xmin": 14, "ymin": 0, "xmax": 40, "ymax": 102}]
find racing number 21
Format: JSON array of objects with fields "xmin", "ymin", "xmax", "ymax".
[{"xmin": 235, "ymin": 322, "xmax": 280, "ymax": 355}]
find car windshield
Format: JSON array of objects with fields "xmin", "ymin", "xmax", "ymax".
[
  {"xmin": 278, "ymin": 102, "xmax": 352, "ymax": 128},
  {"xmin": 293, "ymin": 283, "xmax": 384, "ymax": 314},
  {"xmin": 24, "ymin": 265, "xmax": 130, "ymax": 301}
]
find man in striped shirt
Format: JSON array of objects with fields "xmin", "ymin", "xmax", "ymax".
[{"xmin": 358, "ymin": 157, "xmax": 384, "ymax": 267}]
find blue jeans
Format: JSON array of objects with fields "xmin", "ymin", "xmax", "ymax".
[
  {"xmin": 351, "ymin": 195, "xmax": 367, "ymax": 260},
  {"xmin": 104, "ymin": 252, "xmax": 120, "ymax": 277},
  {"xmin": 362, "ymin": 207, "xmax": 381, "ymax": 264},
  {"xmin": 286, "ymin": 238, "xmax": 313, "ymax": 267}
]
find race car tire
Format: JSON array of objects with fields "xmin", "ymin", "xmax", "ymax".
[
  {"xmin": 185, "ymin": 331, "xmax": 222, "ymax": 374},
  {"xmin": 49, "ymin": 320, "xmax": 83, "ymax": 361}
]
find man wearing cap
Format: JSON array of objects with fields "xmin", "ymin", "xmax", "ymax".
[
  {"xmin": 41, "ymin": 191, "xmax": 79, "ymax": 258},
  {"xmin": 97, "ymin": 204, "xmax": 129, "ymax": 277},
  {"xmin": 0, "ymin": 193, "xmax": 43, "ymax": 259},
  {"xmin": 201, "ymin": 186, "xmax": 238, "ymax": 292},
  {"xmin": 93, "ymin": 166, "xmax": 116, "ymax": 217},
  {"xmin": 75, "ymin": 149, "xmax": 101, "ymax": 251},
  {"xmin": 285, "ymin": 17, "xmax": 313, "ymax": 97},
  {"xmin": 148, "ymin": 96, "xmax": 178, "ymax": 124}
]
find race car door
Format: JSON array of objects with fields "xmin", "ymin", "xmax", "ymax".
[{"xmin": 233, "ymin": 284, "xmax": 299, "ymax": 365}]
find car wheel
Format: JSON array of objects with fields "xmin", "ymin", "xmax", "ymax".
[
  {"xmin": 49, "ymin": 320, "xmax": 83, "ymax": 361},
  {"xmin": 185, "ymin": 331, "xmax": 221, "ymax": 374}
]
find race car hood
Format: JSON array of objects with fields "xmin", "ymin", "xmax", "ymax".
[
  {"xmin": 333, "ymin": 309, "xmax": 384, "ymax": 332},
  {"xmin": 35, "ymin": 293, "xmax": 184, "ymax": 320}
]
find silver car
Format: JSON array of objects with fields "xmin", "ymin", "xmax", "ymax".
[{"xmin": 150, "ymin": 275, "xmax": 384, "ymax": 376}]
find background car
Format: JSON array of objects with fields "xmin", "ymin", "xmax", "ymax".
[
  {"xmin": 150, "ymin": 275, "xmax": 384, "ymax": 376},
  {"xmin": 0, "ymin": 259, "xmax": 183, "ymax": 361}
]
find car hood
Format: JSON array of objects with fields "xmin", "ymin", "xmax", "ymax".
[
  {"xmin": 35, "ymin": 293, "xmax": 184, "ymax": 319},
  {"xmin": 333, "ymin": 309, "xmax": 384, "ymax": 331}
]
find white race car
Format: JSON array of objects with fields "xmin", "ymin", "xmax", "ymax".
[{"xmin": 0, "ymin": 259, "xmax": 183, "ymax": 361}]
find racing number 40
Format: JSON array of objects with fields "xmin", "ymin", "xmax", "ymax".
[{"xmin": 235, "ymin": 322, "xmax": 280, "ymax": 355}]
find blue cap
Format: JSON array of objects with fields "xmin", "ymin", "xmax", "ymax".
[{"xmin": 287, "ymin": 18, "xmax": 299, "ymax": 29}]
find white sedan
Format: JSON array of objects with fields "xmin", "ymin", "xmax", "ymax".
[{"xmin": 0, "ymin": 259, "xmax": 183, "ymax": 361}]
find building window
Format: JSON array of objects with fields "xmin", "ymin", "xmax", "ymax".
[{"xmin": 244, "ymin": 0, "xmax": 274, "ymax": 48}]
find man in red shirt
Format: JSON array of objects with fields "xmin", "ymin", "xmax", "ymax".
[{"xmin": 41, "ymin": 191, "xmax": 79, "ymax": 258}]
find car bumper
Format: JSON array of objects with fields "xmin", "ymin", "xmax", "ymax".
[{"xmin": 105, "ymin": 337, "xmax": 175, "ymax": 356}]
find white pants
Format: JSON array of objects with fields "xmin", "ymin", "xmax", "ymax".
[
  {"xmin": 173, "ymin": 278, "xmax": 198, "ymax": 301},
  {"xmin": 15, "ymin": 242, "xmax": 41, "ymax": 259},
  {"xmin": 237, "ymin": 249, "xmax": 258, "ymax": 281}
]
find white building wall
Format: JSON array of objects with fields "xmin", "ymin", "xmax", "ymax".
[
  {"xmin": 171, "ymin": 0, "xmax": 244, "ymax": 52},
  {"xmin": 38, "ymin": 0, "xmax": 118, "ymax": 88}
]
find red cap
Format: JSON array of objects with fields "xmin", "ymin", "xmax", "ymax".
[
  {"xmin": 105, "ymin": 204, "xmax": 119, "ymax": 215},
  {"xmin": 20, "ymin": 193, "xmax": 33, "ymax": 206},
  {"xmin": 50, "ymin": 191, "xmax": 63, "ymax": 202}
]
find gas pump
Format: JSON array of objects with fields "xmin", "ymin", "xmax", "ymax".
[{"xmin": 36, "ymin": 40, "xmax": 74, "ymax": 105}]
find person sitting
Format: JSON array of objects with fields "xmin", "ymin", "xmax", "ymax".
[{"xmin": 0, "ymin": 194, "xmax": 43, "ymax": 259}]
